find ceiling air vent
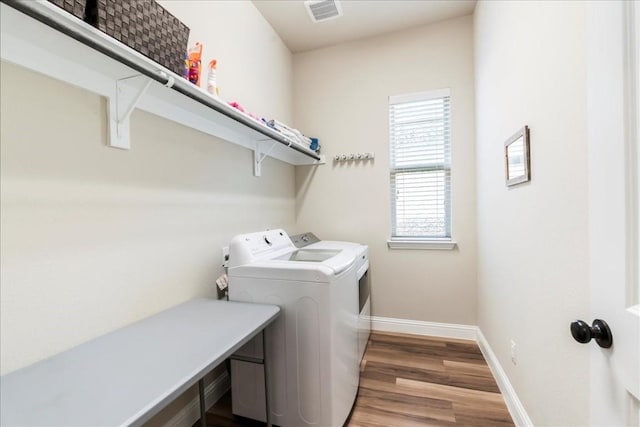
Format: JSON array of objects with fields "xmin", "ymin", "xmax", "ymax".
[{"xmin": 304, "ymin": 0, "xmax": 343, "ymax": 23}]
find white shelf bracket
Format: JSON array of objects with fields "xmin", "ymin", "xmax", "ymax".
[
  {"xmin": 254, "ymin": 140, "xmax": 279, "ymax": 177},
  {"xmin": 108, "ymin": 74, "xmax": 152, "ymax": 149}
]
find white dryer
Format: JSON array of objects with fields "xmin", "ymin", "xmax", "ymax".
[{"xmin": 227, "ymin": 229, "xmax": 366, "ymax": 427}]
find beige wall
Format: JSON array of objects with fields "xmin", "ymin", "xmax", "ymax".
[
  {"xmin": 157, "ymin": 0, "xmax": 292, "ymax": 123},
  {"xmin": 293, "ymin": 15, "xmax": 477, "ymax": 325},
  {"xmin": 2, "ymin": 1, "xmax": 596, "ymax": 424},
  {"xmin": 1, "ymin": 3, "xmax": 295, "ymax": 421},
  {"xmin": 474, "ymin": 1, "xmax": 589, "ymax": 425},
  {"xmin": 0, "ymin": 1, "xmax": 294, "ymax": 376}
]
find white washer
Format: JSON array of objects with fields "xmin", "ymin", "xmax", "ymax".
[
  {"xmin": 290, "ymin": 232, "xmax": 371, "ymax": 362},
  {"xmin": 228, "ymin": 229, "xmax": 366, "ymax": 427}
]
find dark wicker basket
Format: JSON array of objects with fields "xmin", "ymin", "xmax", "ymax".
[
  {"xmin": 92, "ymin": 0, "xmax": 189, "ymax": 76},
  {"xmin": 47, "ymin": 0, "xmax": 87, "ymax": 21}
]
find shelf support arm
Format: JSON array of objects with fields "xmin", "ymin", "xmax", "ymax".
[
  {"xmin": 254, "ymin": 140, "xmax": 281, "ymax": 177},
  {"xmin": 108, "ymin": 74, "xmax": 152, "ymax": 150}
]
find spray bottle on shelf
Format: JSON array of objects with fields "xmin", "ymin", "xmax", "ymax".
[{"xmin": 207, "ymin": 59, "xmax": 219, "ymax": 96}]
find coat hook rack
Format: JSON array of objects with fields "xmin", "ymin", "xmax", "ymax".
[{"xmin": 333, "ymin": 152, "xmax": 375, "ymax": 162}]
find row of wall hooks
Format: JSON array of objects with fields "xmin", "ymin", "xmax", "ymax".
[{"xmin": 333, "ymin": 152, "xmax": 375, "ymax": 162}]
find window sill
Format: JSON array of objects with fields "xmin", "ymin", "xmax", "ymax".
[{"xmin": 387, "ymin": 239, "xmax": 457, "ymax": 250}]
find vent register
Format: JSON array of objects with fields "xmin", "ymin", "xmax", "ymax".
[{"xmin": 304, "ymin": 0, "xmax": 343, "ymax": 22}]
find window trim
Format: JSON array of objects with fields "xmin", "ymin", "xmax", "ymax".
[
  {"xmin": 387, "ymin": 238, "xmax": 457, "ymax": 250},
  {"xmin": 389, "ymin": 88, "xmax": 451, "ymax": 105},
  {"xmin": 389, "ymin": 88, "xmax": 453, "ymax": 247}
]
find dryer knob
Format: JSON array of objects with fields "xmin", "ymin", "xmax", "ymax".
[{"xmin": 264, "ymin": 236, "xmax": 272, "ymax": 245}]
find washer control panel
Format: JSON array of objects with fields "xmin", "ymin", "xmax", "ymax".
[{"xmin": 229, "ymin": 229, "xmax": 294, "ymax": 267}]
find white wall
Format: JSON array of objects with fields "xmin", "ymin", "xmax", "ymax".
[
  {"xmin": 0, "ymin": 1, "xmax": 294, "ymax": 377},
  {"xmin": 292, "ymin": 15, "xmax": 477, "ymax": 325},
  {"xmin": 474, "ymin": 1, "xmax": 590, "ymax": 425}
]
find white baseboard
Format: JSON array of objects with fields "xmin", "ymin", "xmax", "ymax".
[
  {"xmin": 370, "ymin": 315, "xmax": 477, "ymax": 340},
  {"xmin": 475, "ymin": 329, "xmax": 533, "ymax": 427},
  {"xmin": 371, "ymin": 316, "xmax": 533, "ymax": 427},
  {"xmin": 164, "ymin": 370, "xmax": 230, "ymax": 427}
]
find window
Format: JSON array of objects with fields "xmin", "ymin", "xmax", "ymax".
[{"xmin": 388, "ymin": 89, "xmax": 454, "ymax": 249}]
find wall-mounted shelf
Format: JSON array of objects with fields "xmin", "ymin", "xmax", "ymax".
[{"xmin": 0, "ymin": 0, "xmax": 324, "ymax": 176}]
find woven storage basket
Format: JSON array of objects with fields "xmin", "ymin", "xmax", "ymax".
[
  {"xmin": 93, "ymin": 0, "xmax": 189, "ymax": 76},
  {"xmin": 47, "ymin": 0, "xmax": 87, "ymax": 21}
]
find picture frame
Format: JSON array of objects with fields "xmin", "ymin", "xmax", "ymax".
[{"xmin": 504, "ymin": 125, "xmax": 530, "ymax": 187}]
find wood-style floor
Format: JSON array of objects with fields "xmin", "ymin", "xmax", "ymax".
[{"xmin": 198, "ymin": 332, "xmax": 515, "ymax": 427}]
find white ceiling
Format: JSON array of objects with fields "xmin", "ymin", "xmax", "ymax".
[{"xmin": 252, "ymin": 0, "xmax": 477, "ymax": 53}]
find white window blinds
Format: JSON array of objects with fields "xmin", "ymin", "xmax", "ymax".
[{"xmin": 389, "ymin": 89, "xmax": 451, "ymax": 239}]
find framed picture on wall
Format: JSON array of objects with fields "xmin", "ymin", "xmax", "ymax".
[{"xmin": 504, "ymin": 125, "xmax": 531, "ymax": 187}]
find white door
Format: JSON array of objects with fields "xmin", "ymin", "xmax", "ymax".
[{"xmin": 586, "ymin": 1, "xmax": 640, "ymax": 425}]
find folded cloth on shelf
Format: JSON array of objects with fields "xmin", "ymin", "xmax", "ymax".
[
  {"xmin": 266, "ymin": 119, "xmax": 314, "ymax": 148},
  {"xmin": 228, "ymin": 101, "xmax": 262, "ymax": 123}
]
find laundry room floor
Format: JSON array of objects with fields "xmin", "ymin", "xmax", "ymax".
[{"xmin": 199, "ymin": 332, "xmax": 515, "ymax": 426}]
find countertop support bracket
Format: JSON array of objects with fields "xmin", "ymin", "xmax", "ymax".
[{"xmin": 109, "ymin": 74, "xmax": 152, "ymax": 150}]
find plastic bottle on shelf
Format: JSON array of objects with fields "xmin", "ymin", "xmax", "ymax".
[
  {"xmin": 187, "ymin": 42, "xmax": 203, "ymax": 86},
  {"xmin": 182, "ymin": 52, "xmax": 189, "ymax": 80},
  {"xmin": 207, "ymin": 59, "xmax": 219, "ymax": 96}
]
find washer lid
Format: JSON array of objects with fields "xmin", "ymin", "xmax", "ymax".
[
  {"xmin": 229, "ymin": 247, "xmax": 356, "ymax": 281},
  {"xmin": 281, "ymin": 249, "xmax": 340, "ymax": 262}
]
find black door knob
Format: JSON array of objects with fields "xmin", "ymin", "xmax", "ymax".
[{"xmin": 570, "ymin": 319, "xmax": 613, "ymax": 348}]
